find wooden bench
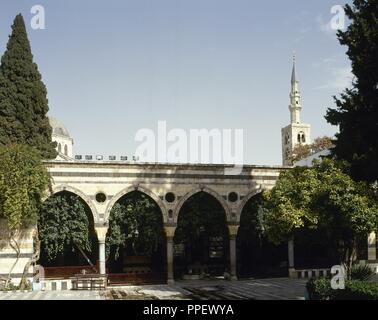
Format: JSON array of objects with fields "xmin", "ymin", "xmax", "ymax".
[{"xmin": 71, "ymin": 274, "xmax": 107, "ymax": 290}]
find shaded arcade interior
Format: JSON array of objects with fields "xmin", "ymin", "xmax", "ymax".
[
  {"xmin": 37, "ymin": 188, "xmax": 370, "ymax": 284},
  {"xmin": 173, "ymin": 192, "xmax": 230, "ymax": 279},
  {"xmin": 237, "ymin": 194, "xmax": 287, "ymax": 278},
  {"xmin": 39, "ymin": 191, "xmax": 99, "ymax": 278},
  {"xmin": 105, "ymin": 191, "xmax": 166, "ymax": 284}
]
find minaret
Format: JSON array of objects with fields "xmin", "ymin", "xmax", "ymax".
[
  {"xmin": 281, "ymin": 55, "xmax": 311, "ymax": 166},
  {"xmin": 289, "ymin": 55, "xmax": 301, "ymax": 124}
]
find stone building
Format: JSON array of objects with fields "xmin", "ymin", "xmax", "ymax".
[
  {"xmin": 281, "ymin": 56, "xmax": 311, "ymax": 166},
  {"xmin": 1, "ymin": 58, "xmax": 376, "ymax": 288},
  {"xmin": 49, "ymin": 117, "xmax": 74, "ymax": 161}
]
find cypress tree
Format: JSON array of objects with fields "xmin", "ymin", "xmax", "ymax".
[
  {"xmin": 325, "ymin": 0, "xmax": 378, "ymax": 182},
  {"xmin": 0, "ymin": 14, "xmax": 56, "ymax": 159}
]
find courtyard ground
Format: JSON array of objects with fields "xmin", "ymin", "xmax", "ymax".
[{"xmin": 0, "ymin": 278, "xmax": 306, "ymax": 300}]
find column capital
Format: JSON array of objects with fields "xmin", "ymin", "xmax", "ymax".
[
  {"xmin": 228, "ymin": 224, "xmax": 239, "ymax": 237},
  {"xmin": 164, "ymin": 225, "xmax": 177, "ymax": 239},
  {"xmin": 95, "ymin": 226, "xmax": 108, "ymax": 242}
]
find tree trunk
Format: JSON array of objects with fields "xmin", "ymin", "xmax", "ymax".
[
  {"xmin": 20, "ymin": 228, "xmax": 40, "ymax": 290},
  {"xmin": 75, "ymin": 243, "xmax": 97, "ymax": 273},
  {"xmin": 0, "ymin": 232, "xmax": 21, "ymax": 289},
  {"xmin": 341, "ymin": 239, "xmax": 357, "ymax": 280}
]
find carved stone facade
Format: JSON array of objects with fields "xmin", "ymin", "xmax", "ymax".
[{"xmin": 44, "ymin": 160, "xmax": 287, "ymax": 282}]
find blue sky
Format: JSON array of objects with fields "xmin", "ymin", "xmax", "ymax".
[{"xmin": 0, "ymin": 0, "xmax": 352, "ymax": 165}]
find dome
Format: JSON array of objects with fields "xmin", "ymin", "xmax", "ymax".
[{"xmin": 49, "ymin": 117, "xmax": 70, "ymax": 138}]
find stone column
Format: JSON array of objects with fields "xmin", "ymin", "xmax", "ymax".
[
  {"xmin": 98, "ymin": 240, "xmax": 106, "ymax": 275},
  {"xmin": 228, "ymin": 224, "xmax": 239, "ymax": 281},
  {"xmin": 164, "ymin": 225, "xmax": 176, "ymax": 285},
  {"xmin": 368, "ymin": 232, "xmax": 377, "ymax": 261},
  {"xmin": 288, "ymin": 238, "xmax": 296, "ymax": 278},
  {"xmin": 95, "ymin": 226, "xmax": 108, "ymax": 275}
]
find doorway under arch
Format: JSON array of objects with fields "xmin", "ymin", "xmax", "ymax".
[
  {"xmin": 174, "ymin": 191, "xmax": 229, "ymax": 280},
  {"xmin": 237, "ymin": 194, "xmax": 287, "ymax": 278},
  {"xmin": 105, "ymin": 191, "xmax": 166, "ymax": 284},
  {"xmin": 38, "ymin": 191, "xmax": 98, "ymax": 278}
]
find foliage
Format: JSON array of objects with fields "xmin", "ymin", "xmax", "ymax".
[
  {"xmin": 291, "ymin": 144, "xmax": 312, "ymax": 163},
  {"xmin": 307, "ymin": 278, "xmax": 378, "ymax": 300},
  {"xmin": 325, "ymin": 0, "xmax": 378, "ymax": 182},
  {"xmin": 39, "ymin": 192, "xmax": 93, "ymax": 262},
  {"xmin": 262, "ymin": 159, "xmax": 378, "ymax": 269},
  {"xmin": 291, "ymin": 136, "xmax": 334, "ymax": 163},
  {"xmin": 106, "ymin": 191, "xmax": 164, "ymax": 260},
  {"xmin": 174, "ymin": 192, "xmax": 228, "ymax": 244},
  {"xmin": 312, "ymin": 136, "xmax": 334, "ymax": 154},
  {"xmin": 306, "ymin": 277, "xmax": 334, "ymax": 300},
  {"xmin": 238, "ymin": 194, "xmax": 265, "ymax": 245},
  {"xmin": 0, "ymin": 280, "xmax": 31, "ymax": 292},
  {"xmin": 0, "ymin": 144, "xmax": 50, "ymax": 230},
  {"xmin": 350, "ymin": 264, "xmax": 375, "ymax": 281},
  {"xmin": 336, "ymin": 280, "xmax": 378, "ymax": 300},
  {"xmin": 0, "ymin": 14, "xmax": 56, "ymax": 159}
]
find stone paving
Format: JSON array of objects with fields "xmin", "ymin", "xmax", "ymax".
[
  {"xmin": 0, "ymin": 278, "xmax": 307, "ymax": 300},
  {"xmin": 0, "ymin": 290, "xmax": 104, "ymax": 300}
]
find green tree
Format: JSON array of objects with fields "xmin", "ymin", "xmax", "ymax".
[
  {"xmin": 39, "ymin": 192, "xmax": 94, "ymax": 264},
  {"xmin": 291, "ymin": 144, "xmax": 312, "ymax": 164},
  {"xmin": 0, "ymin": 14, "xmax": 56, "ymax": 159},
  {"xmin": 0, "ymin": 144, "xmax": 50, "ymax": 289},
  {"xmin": 325, "ymin": 0, "xmax": 378, "ymax": 182},
  {"xmin": 290, "ymin": 136, "xmax": 334, "ymax": 164},
  {"xmin": 174, "ymin": 192, "xmax": 229, "ymax": 274},
  {"xmin": 174, "ymin": 192, "xmax": 228, "ymax": 245},
  {"xmin": 312, "ymin": 136, "xmax": 334, "ymax": 154},
  {"xmin": 262, "ymin": 159, "xmax": 378, "ymax": 276},
  {"xmin": 106, "ymin": 192, "xmax": 164, "ymax": 261}
]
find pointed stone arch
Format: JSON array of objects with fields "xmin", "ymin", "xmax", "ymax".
[
  {"xmin": 236, "ymin": 190, "xmax": 263, "ymax": 223},
  {"xmin": 173, "ymin": 186, "xmax": 231, "ymax": 223},
  {"xmin": 47, "ymin": 184, "xmax": 99, "ymax": 224},
  {"xmin": 105, "ymin": 185, "xmax": 168, "ymax": 223}
]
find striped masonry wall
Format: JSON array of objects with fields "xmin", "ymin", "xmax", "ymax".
[{"xmin": 0, "ymin": 219, "xmax": 35, "ymax": 286}]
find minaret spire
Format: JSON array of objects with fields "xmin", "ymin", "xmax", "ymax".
[
  {"xmin": 281, "ymin": 54, "xmax": 311, "ymax": 166},
  {"xmin": 291, "ymin": 53, "xmax": 298, "ymax": 84},
  {"xmin": 289, "ymin": 53, "xmax": 301, "ymax": 124}
]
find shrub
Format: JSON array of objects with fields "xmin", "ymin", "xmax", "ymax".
[
  {"xmin": 306, "ymin": 277, "xmax": 333, "ymax": 300},
  {"xmin": 307, "ymin": 278, "xmax": 378, "ymax": 300},
  {"xmin": 0, "ymin": 280, "xmax": 31, "ymax": 292},
  {"xmin": 350, "ymin": 265, "xmax": 375, "ymax": 281},
  {"xmin": 335, "ymin": 280, "xmax": 378, "ymax": 300}
]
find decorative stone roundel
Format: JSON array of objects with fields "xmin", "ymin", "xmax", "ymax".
[
  {"xmin": 228, "ymin": 192, "xmax": 238, "ymax": 203},
  {"xmin": 95, "ymin": 192, "xmax": 107, "ymax": 203},
  {"xmin": 165, "ymin": 192, "xmax": 176, "ymax": 203}
]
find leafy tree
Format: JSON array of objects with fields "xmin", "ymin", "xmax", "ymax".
[
  {"xmin": 262, "ymin": 159, "xmax": 378, "ymax": 277},
  {"xmin": 174, "ymin": 192, "xmax": 228, "ymax": 245},
  {"xmin": 237, "ymin": 194, "xmax": 288, "ymax": 277},
  {"xmin": 291, "ymin": 144, "xmax": 312, "ymax": 164},
  {"xmin": 174, "ymin": 192, "xmax": 229, "ymax": 274},
  {"xmin": 237, "ymin": 194, "xmax": 265, "ymax": 246},
  {"xmin": 0, "ymin": 144, "xmax": 50, "ymax": 289},
  {"xmin": 312, "ymin": 136, "xmax": 334, "ymax": 154},
  {"xmin": 325, "ymin": 0, "xmax": 378, "ymax": 182},
  {"xmin": 0, "ymin": 14, "xmax": 56, "ymax": 159},
  {"xmin": 39, "ymin": 192, "xmax": 94, "ymax": 263},
  {"xmin": 106, "ymin": 192, "xmax": 164, "ymax": 261},
  {"xmin": 290, "ymin": 136, "xmax": 334, "ymax": 164}
]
